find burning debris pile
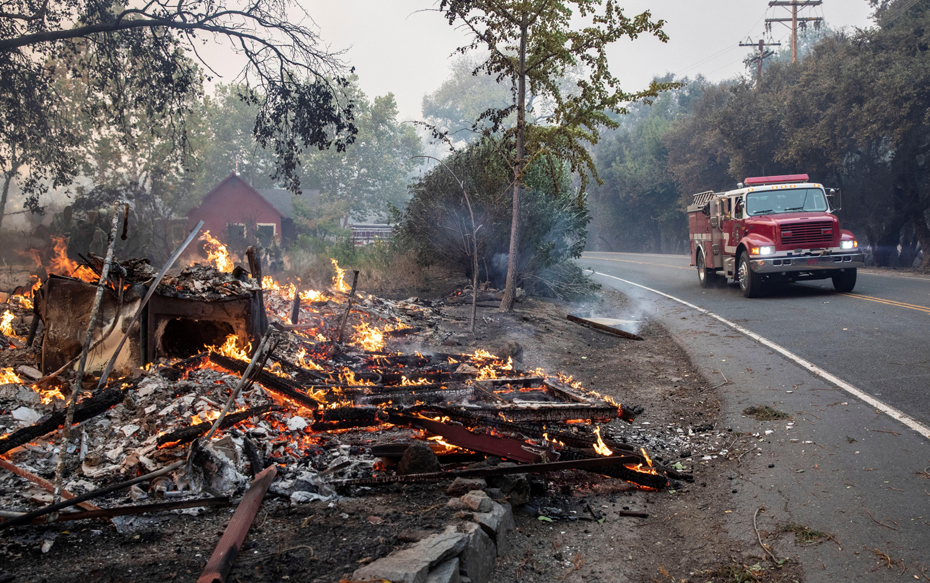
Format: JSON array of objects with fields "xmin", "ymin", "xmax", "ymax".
[{"xmin": 0, "ymin": 228, "xmax": 688, "ymax": 575}]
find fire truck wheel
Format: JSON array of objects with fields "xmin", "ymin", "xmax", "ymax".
[
  {"xmin": 697, "ymin": 250, "xmax": 717, "ymax": 288},
  {"xmin": 832, "ymin": 269, "xmax": 857, "ymax": 293},
  {"xmin": 738, "ymin": 252, "xmax": 763, "ymax": 298}
]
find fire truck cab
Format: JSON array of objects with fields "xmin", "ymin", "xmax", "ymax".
[{"xmin": 687, "ymin": 174, "xmax": 864, "ymax": 297}]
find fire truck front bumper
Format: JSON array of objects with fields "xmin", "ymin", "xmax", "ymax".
[{"xmin": 750, "ymin": 253, "xmax": 865, "ymax": 274}]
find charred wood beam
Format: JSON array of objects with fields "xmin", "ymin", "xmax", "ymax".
[
  {"xmin": 337, "ymin": 455, "xmax": 643, "ymax": 487},
  {"xmin": 475, "ymin": 376, "xmax": 545, "ymax": 388},
  {"xmin": 423, "ymin": 407, "xmax": 636, "ymax": 454},
  {"xmin": 310, "ymin": 406, "xmax": 385, "ymax": 431},
  {"xmin": 456, "ymin": 403, "xmax": 620, "ymax": 424},
  {"xmin": 370, "ymin": 371, "xmax": 452, "ymax": 386},
  {"xmin": 268, "ymin": 356, "xmax": 328, "ymax": 382},
  {"xmin": 0, "ymin": 382, "xmax": 131, "ymax": 456},
  {"xmin": 156, "ymin": 405, "xmax": 284, "ymax": 448},
  {"xmin": 541, "ymin": 378, "xmax": 594, "ymax": 404},
  {"xmin": 159, "ymin": 352, "xmax": 209, "ymax": 381},
  {"xmin": 208, "ymin": 353, "xmax": 319, "ymax": 410},
  {"xmin": 566, "ymin": 315, "xmax": 643, "ymax": 341},
  {"xmin": 355, "ymin": 387, "xmax": 473, "ymax": 406},
  {"xmin": 557, "ymin": 448, "xmax": 669, "ymax": 490},
  {"xmin": 383, "ymin": 327, "xmax": 421, "ymax": 337}
]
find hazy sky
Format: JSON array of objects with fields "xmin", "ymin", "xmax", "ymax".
[{"xmin": 284, "ymin": 0, "xmax": 876, "ymax": 122}]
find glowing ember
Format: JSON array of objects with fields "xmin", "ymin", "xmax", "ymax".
[
  {"xmin": 640, "ymin": 447, "xmax": 653, "ymax": 467},
  {"xmin": 295, "ymin": 348, "xmax": 323, "ymax": 371},
  {"xmin": 208, "ymin": 334, "xmax": 251, "ymax": 361},
  {"xmin": 331, "ymin": 259, "xmax": 351, "ymax": 293},
  {"xmin": 352, "ymin": 321, "xmax": 384, "ymax": 352},
  {"xmin": 191, "ymin": 410, "xmax": 220, "ymax": 425},
  {"xmin": 199, "ymin": 230, "xmax": 233, "ymax": 272},
  {"xmin": 0, "ymin": 310, "xmax": 18, "ymax": 338},
  {"xmin": 299, "ymin": 288, "xmax": 327, "ymax": 302},
  {"xmin": 593, "ymin": 426, "xmax": 613, "ymax": 456}
]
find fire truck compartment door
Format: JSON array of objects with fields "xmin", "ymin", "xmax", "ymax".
[{"xmin": 710, "ymin": 199, "xmax": 724, "ymax": 259}]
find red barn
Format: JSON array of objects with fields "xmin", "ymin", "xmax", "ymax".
[{"xmin": 188, "ymin": 173, "xmax": 286, "ymax": 249}]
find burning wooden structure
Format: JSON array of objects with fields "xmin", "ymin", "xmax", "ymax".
[{"xmin": 0, "ymin": 230, "xmax": 685, "ymax": 558}]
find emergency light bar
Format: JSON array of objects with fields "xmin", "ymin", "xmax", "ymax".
[{"xmin": 744, "ymin": 174, "xmax": 809, "ymax": 185}]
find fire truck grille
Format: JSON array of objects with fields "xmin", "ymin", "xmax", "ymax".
[{"xmin": 780, "ymin": 221, "xmax": 834, "ymax": 247}]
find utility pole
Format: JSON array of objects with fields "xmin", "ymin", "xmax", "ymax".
[
  {"xmin": 767, "ymin": 1, "xmax": 824, "ymax": 63},
  {"xmin": 739, "ymin": 38, "xmax": 781, "ymax": 87}
]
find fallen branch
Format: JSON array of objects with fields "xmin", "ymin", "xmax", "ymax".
[
  {"xmin": 566, "ymin": 314, "xmax": 643, "ymax": 341},
  {"xmin": 753, "ymin": 507, "xmax": 778, "ymax": 562}
]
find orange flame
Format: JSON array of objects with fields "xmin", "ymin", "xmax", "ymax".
[
  {"xmin": 593, "ymin": 426, "xmax": 613, "ymax": 457},
  {"xmin": 331, "ymin": 259, "xmax": 351, "ymax": 293},
  {"xmin": 200, "ymin": 231, "xmax": 233, "ymax": 272},
  {"xmin": 0, "ymin": 367, "xmax": 22, "ymax": 384},
  {"xmin": 0, "ymin": 310, "xmax": 18, "ymax": 338},
  {"xmin": 39, "ymin": 237, "xmax": 98, "ymax": 282},
  {"xmin": 352, "ymin": 322, "xmax": 384, "ymax": 352},
  {"xmin": 209, "ymin": 334, "xmax": 251, "ymax": 361}
]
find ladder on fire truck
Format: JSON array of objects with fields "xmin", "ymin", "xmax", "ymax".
[{"xmin": 688, "ymin": 190, "xmax": 716, "ymax": 212}]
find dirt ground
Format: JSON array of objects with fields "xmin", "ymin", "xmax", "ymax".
[{"xmin": 0, "ymin": 286, "xmax": 807, "ymax": 583}]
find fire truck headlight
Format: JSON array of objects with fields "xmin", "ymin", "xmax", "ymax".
[
  {"xmin": 752, "ymin": 246, "xmax": 775, "ymax": 256},
  {"xmin": 840, "ymin": 240, "xmax": 857, "ymax": 250}
]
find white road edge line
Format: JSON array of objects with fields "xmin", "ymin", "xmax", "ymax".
[{"xmin": 588, "ymin": 269, "xmax": 930, "ymax": 440}]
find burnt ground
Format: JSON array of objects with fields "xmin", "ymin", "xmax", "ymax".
[{"xmin": 0, "ymin": 287, "xmax": 807, "ymax": 583}]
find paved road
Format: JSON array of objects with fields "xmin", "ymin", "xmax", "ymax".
[
  {"xmin": 580, "ymin": 252, "xmax": 930, "ymax": 428},
  {"xmin": 580, "ymin": 252, "xmax": 930, "ymax": 582}
]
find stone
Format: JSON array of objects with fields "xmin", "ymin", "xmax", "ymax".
[
  {"xmin": 447, "ymin": 497, "xmax": 468, "ymax": 510},
  {"xmin": 352, "ymin": 530, "xmax": 468, "ymax": 583},
  {"xmin": 461, "ymin": 490, "xmax": 492, "ymax": 513},
  {"xmin": 397, "ymin": 442, "xmax": 441, "ymax": 475},
  {"xmin": 446, "ymin": 477, "xmax": 487, "ymax": 497},
  {"xmin": 453, "ymin": 522, "xmax": 496, "ymax": 583},
  {"xmin": 425, "ymin": 558, "xmax": 461, "ymax": 583},
  {"xmin": 287, "ymin": 416, "xmax": 307, "ymax": 431},
  {"xmin": 472, "ymin": 502, "xmax": 515, "ymax": 556},
  {"xmin": 16, "ymin": 365, "xmax": 42, "ymax": 381}
]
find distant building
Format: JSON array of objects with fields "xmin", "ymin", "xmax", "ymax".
[
  {"xmin": 349, "ymin": 222, "xmax": 394, "ymax": 246},
  {"xmin": 189, "ymin": 174, "xmax": 286, "ymax": 248}
]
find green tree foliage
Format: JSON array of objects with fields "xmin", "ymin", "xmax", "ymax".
[
  {"xmin": 396, "ymin": 138, "xmax": 591, "ymax": 298},
  {"xmin": 595, "ymin": 0, "xmax": 930, "ymax": 268},
  {"xmin": 0, "ymin": 0, "xmax": 357, "ymax": 215},
  {"xmin": 299, "ymin": 82, "xmax": 423, "ymax": 225},
  {"xmin": 439, "ymin": 0, "xmax": 675, "ymax": 309}
]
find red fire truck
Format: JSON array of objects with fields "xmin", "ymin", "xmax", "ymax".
[{"xmin": 687, "ymin": 174, "xmax": 864, "ymax": 297}]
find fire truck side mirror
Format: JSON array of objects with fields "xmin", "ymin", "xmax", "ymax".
[
  {"xmin": 701, "ymin": 203, "xmax": 711, "ymax": 217},
  {"xmin": 827, "ymin": 188, "xmax": 842, "ymax": 212}
]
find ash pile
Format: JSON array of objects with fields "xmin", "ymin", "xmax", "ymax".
[{"xmin": 0, "ymin": 230, "xmax": 691, "ymax": 575}]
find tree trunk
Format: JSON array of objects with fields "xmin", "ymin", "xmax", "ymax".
[
  {"xmin": 912, "ymin": 211, "xmax": 930, "ymax": 270},
  {"xmin": 500, "ymin": 13, "xmax": 528, "ymax": 312},
  {"xmin": 0, "ymin": 172, "xmax": 12, "ymax": 231}
]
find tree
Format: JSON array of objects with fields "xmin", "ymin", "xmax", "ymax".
[
  {"xmin": 397, "ymin": 138, "xmax": 591, "ymax": 298},
  {"xmin": 0, "ymin": 0, "xmax": 357, "ymax": 218},
  {"xmin": 299, "ymin": 81, "xmax": 423, "ymax": 225},
  {"xmin": 439, "ymin": 0, "xmax": 675, "ymax": 310}
]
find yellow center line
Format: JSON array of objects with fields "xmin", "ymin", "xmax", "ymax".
[
  {"xmin": 581, "ymin": 254, "xmax": 692, "ymax": 271},
  {"xmin": 838, "ymin": 293, "xmax": 930, "ymax": 314}
]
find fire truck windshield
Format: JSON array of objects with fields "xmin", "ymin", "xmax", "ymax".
[{"xmin": 745, "ymin": 188, "xmax": 828, "ymax": 216}]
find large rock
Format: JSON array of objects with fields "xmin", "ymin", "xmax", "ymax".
[
  {"xmin": 397, "ymin": 442, "xmax": 441, "ymax": 475},
  {"xmin": 446, "ymin": 477, "xmax": 487, "ymax": 497},
  {"xmin": 425, "ymin": 558, "xmax": 462, "ymax": 583},
  {"xmin": 472, "ymin": 502, "xmax": 515, "ymax": 556},
  {"xmin": 352, "ymin": 530, "xmax": 468, "ymax": 583},
  {"xmin": 454, "ymin": 522, "xmax": 496, "ymax": 583}
]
